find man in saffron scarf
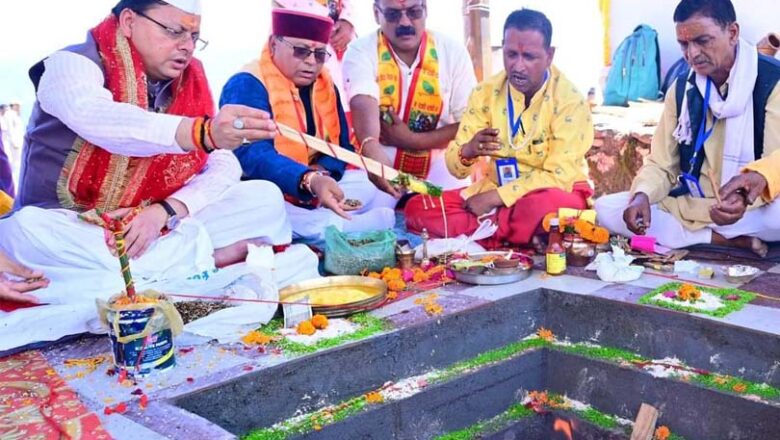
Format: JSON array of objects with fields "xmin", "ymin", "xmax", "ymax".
[
  {"xmin": 272, "ymin": 0, "xmax": 356, "ymax": 111},
  {"xmin": 343, "ymin": 0, "xmax": 478, "ymax": 209},
  {"xmin": 0, "ymin": 0, "xmax": 310, "ymax": 349},
  {"xmin": 220, "ymin": 9, "xmax": 395, "ymax": 240},
  {"xmin": 404, "ymin": 9, "xmax": 594, "ymax": 249}
]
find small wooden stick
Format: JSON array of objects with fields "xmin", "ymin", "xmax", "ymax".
[
  {"xmin": 707, "ymin": 169, "xmax": 722, "ymax": 204},
  {"xmin": 630, "ymin": 403, "xmax": 659, "ymax": 440}
]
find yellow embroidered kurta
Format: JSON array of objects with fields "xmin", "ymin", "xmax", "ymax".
[
  {"xmin": 630, "ymin": 80, "xmax": 780, "ymax": 229},
  {"xmin": 445, "ymin": 67, "xmax": 593, "ymax": 207}
]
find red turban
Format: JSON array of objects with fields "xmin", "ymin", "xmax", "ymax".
[{"xmin": 272, "ymin": 9, "xmax": 334, "ymax": 45}]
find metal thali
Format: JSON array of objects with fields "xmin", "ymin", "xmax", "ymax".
[
  {"xmin": 279, "ymin": 276, "xmax": 387, "ymax": 317},
  {"xmin": 450, "ymin": 251, "xmax": 534, "ymax": 285}
]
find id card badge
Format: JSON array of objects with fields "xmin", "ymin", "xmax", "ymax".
[
  {"xmin": 679, "ymin": 172, "xmax": 706, "ymax": 198},
  {"xmin": 495, "ymin": 158, "xmax": 520, "ymax": 186}
]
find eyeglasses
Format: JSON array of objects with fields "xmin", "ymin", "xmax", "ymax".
[
  {"xmin": 375, "ymin": 4, "xmax": 426, "ymax": 23},
  {"xmin": 276, "ymin": 37, "xmax": 331, "ymax": 64},
  {"xmin": 135, "ymin": 10, "xmax": 209, "ymax": 51}
]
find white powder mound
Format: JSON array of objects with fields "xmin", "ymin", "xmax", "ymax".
[
  {"xmin": 566, "ymin": 398, "xmax": 590, "ymax": 411},
  {"xmin": 381, "ymin": 375, "xmax": 430, "ymax": 401},
  {"xmin": 280, "ymin": 319, "xmax": 357, "ymax": 345},
  {"xmin": 643, "ymin": 357, "xmax": 695, "ymax": 378},
  {"xmin": 653, "ymin": 291, "xmax": 724, "ymax": 312}
]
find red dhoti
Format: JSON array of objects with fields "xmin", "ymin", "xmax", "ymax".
[{"xmin": 404, "ymin": 182, "xmax": 593, "ymax": 249}]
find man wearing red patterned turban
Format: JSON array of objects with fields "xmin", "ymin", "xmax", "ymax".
[{"xmin": 220, "ymin": 8, "xmax": 395, "ymax": 240}]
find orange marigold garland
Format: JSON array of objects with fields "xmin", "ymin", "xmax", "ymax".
[{"xmin": 367, "ymin": 264, "xmax": 453, "ymax": 302}]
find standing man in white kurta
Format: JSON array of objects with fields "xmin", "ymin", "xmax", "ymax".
[{"xmin": 343, "ymin": 0, "xmax": 477, "ymax": 209}]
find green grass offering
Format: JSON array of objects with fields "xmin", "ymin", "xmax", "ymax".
[{"xmin": 639, "ymin": 282, "xmax": 756, "ymax": 318}]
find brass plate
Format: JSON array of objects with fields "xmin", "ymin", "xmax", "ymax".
[{"xmin": 279, "ymin": 276, "xmax": 388, "ymax": 317}]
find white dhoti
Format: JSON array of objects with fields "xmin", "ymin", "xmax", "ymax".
[
  {"xmin": 0, "ymin": 180, "xmax": 317, "ymax": 351},
  {"xmin": 595, "ymin": 192, "xmax": 780, "ymax": 249},
  {"xmin": 287, "ymin": 170, "xmax": 396, "ymax": 240}
]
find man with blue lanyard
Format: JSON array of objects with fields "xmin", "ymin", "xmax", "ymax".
[{"xmin": 596, "ymin": 0, "xmax": 780, "ymax": 256}]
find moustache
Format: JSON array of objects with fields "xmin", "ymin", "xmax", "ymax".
[{"xmin": 396, "ymin": 26, "xmax": 416, "ymax": 37}]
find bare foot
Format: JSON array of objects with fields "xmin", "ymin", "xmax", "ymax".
[
  {"xmin": 213, "ymin": 239, "xmax": 270, "ymax": 267},
  {"xmin": 711, "ymin": 232, "xmax": 768, "ymax": 258},
  {"xmin": 751, "ymin": 237, "xmax": 769, "ymax": 258}
]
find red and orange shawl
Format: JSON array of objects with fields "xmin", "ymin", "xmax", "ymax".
[{"xmin": 57, "ymin": 16, "xmax": 212, "ymax": 212}]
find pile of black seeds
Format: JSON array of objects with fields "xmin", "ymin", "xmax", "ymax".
[{"xmin": 175, "ymin": 301, "xmax": 233, "ymax": 325}]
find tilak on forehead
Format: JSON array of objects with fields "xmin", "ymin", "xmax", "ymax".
[{"xmin": 180, "ymin": 15, "xmax": 199, "ymax": 28}]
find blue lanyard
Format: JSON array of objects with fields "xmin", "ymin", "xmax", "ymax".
[
  {"xmin": 507, "ymin": 85, "xmax": 525, "ymax": 139},
  {"xmin": 689, "ymin": 78, "xmax": 718, "ymax": 170}
]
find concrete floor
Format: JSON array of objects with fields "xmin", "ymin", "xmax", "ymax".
[{"xmin": 12, "ymin": 256, "xmax": 780, "ymax": 439}]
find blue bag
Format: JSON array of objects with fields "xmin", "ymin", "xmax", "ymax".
[{"xmin": 603, "ymin": 24, "xmax": 661, "ymax": 106}]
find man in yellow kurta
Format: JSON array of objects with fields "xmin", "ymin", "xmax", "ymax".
[
  {"xmin": 404, "ymin": 9, "xmax": 594, "ymax": 248},
  {"xmin": 596, "ymin": 0, "xmax": 780, "ymax": 256}
]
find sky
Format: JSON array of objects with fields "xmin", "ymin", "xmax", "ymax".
[{"xmin": 0, "ymin": 1, "xmax": 604, "ymax": 123}]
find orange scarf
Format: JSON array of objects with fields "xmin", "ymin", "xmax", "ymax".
[
  {"xmin": 243, "ymin": 44, "xmax": 341, "ymax": 166},
  {"xmin": 57, "ymin": 16, "xmax": 211, "ymax": 212}
]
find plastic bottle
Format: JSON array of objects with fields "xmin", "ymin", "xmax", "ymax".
[{"xmin": 546, "ymin": 218, "xmax": 567, "ymax": 276}]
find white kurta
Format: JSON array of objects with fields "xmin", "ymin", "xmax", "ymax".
[
  {"xmin": 0, "ymin": 179, "xmax": 302, "ymax": 351},
  {"xmin": 0, "ymin": 49, "xmax": 308, "ymax": 351},
  {"xmin": 595, "ymin": 191, "xmax": 780, "ymax": 249},
  {"xmin": 286, "ymin": 172, "xmax": 396, "ymax": 240},
  {"xmin": 343, "ymin": 29, "xmax": 477, "ymax": 192}
]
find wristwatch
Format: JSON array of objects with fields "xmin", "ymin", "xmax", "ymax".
[{"xmin": 158, "ymin": 200, "xmax": 180, "ymax": 230}]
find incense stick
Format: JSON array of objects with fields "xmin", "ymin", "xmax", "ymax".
[{"xmin": 707, "ymin": 169, "xmax": 722, "ymax": 204}]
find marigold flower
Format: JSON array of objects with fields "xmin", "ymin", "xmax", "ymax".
[
  {"xmin": 241, "ymin": 330, "xmax": 274, "ymax": 345},
  {"xmin": 387, "ymin": 279, "xmax": 407, "ymax": 292},
  {"xmin": 413, "ymin": 270, "xmax": 430, "ymax": 283},
  {"xmin": 654, "ymin": 426, "xmax": 671, "ymax": 440},
  {"xmin": 537, "ymin": 327, "xmax": 555, "ymax": 342},
  {"xmin": 311, "ymin": 314, "xmax": 329, "ymax": 330},
  {"xmin": 542, "ymin": 213, "xmax": 557, "ymax": 232},
  {"xmin": 591, "ymin": 227, "xmax": 610, "ymax": 244},
  {"xmin": 733, "ymin": 383, "xmax": 748, "ymax": 393},
  {"xmin": 296, "ymin": 320, "xmax": 316, "ymax": 336},
  {"xmin": 365, "ymin": 391, "xmax": 385, "ymax": 404},
  {"xmin": 714, "ymin": 376, "xmax": 728, "ymax": 385},
  {"xmin": 677, "ymin": 283, "xmax": 701, "ymax": 302},
  {"xmin": 573, "ymin": 219, "xmax": 593, "ymax": 235}
]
